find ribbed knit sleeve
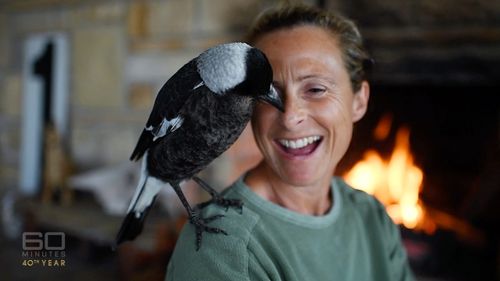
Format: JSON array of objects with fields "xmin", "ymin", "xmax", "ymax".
[{"xmin": 166, "ymin": 198, "xmax": 259, "ymax": 281}]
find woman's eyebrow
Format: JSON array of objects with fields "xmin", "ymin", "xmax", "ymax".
[{"xmin": 298, "ymin": 74, "xmax": 336, "ymax": 85}]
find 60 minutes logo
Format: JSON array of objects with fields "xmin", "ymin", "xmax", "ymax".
[{"xmin": 21, "ymin": 232, "xmax": 66, "ymax": 267}]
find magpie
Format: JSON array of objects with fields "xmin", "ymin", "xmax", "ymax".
[{"xmin": 115, "ymin": 42, "xmax": 283, "ymax": 250}]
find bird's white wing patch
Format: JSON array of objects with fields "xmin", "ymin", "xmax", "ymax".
[
  {"xmin": 146, "ymin": 116, "xmax": 184, "ymax": 141},
  {"xmin": 169, "ymin": 116, "xmax": 184, "ymax": 132},
  {"xmin": 154, "ymin": 118, "xmax": 170, "ymax": 141},
  {"xmin": 193, "ymin": 81, "xmax": 204, "ymax": 90}
]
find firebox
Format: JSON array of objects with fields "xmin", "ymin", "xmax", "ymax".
[{"xmin": 337, "ymin": 83, "xmax": 500, "ymax": 281}]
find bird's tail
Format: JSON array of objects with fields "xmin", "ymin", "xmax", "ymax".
[
  {"xmin": 130, "ymin": 129, "xmax": 153, "ymax": 161},
  {"xmin": 115, "ymin": 154, "xmax": 162, "ymax": 247},
  {"xmin": 114, "ymin": 202, "xmax": 155, "ymax": 247}
]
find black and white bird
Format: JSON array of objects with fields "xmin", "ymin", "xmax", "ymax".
[{"xmin": 115, "ymin": 42, "xmax": 283, "ymax": 250}]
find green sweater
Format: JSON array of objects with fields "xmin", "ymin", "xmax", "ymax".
[{"xmin": 166, "ymin": 176, "xmax": 415, "ymax": 281}]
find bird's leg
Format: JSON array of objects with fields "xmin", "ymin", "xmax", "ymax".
[
  {"xmin": 192, "ymin": 176, "xmax": 243, "ymax": 213},
  {"xmin": 171, "ymin": 182, "xmax": 227, "ymax": 251}
]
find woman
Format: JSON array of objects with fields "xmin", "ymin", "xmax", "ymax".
[{"xmin": 166, "ymin": 5, "xmax": 415, "ymax": 281}]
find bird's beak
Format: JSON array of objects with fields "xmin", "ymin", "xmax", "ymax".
[{"xmin": 259, "ymin": 85, "xmax": 284, "ymax": 112}]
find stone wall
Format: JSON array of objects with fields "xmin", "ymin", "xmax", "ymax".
[
  {"xmin": 0, "ymin": 0, "xmax": 277, "ymax": 192},
  {"xmin": 0, "ymin": 0, "xmax": 499, "ymax": 193},
  {"xmin": 329, "ymin": 0, "xmax": 500, "ymax": 85}
]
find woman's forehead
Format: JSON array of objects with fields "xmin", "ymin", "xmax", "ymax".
[
  {"xmin": 254, "ymin": 26, "xmax": 347, "ymax": 81},
  {"xmin": 255, "ymin": 26, "xmax": 341, "ymax": 60},
  {"xmin": 255, "ymin": 25, "xmax": 337, "ymax": 46}
]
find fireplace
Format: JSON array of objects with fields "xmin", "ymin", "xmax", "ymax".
[{"xmin": 337, "ymin": 82, "xmax": 500, "ymax": 280}]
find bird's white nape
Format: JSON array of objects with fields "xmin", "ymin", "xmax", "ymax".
[{"xmin": 196, "ymin": 42, "xmax": 250, "ymax": 94}]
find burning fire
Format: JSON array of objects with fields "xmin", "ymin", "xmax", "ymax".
[
  {"xmin": 344, "ymin": 116, "xmax": 427, "ymax": 230},
  {"xmin": 344, "ymin": 115, "xmax": 488, "ymax": 244}
]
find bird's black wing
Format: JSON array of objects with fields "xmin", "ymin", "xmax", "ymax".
[{"xmin": 130, "ymin": 59, "xmax": 204, "ymax": 161}]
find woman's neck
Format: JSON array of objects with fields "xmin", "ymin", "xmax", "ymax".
[{"xmin": 245, "ymin": 162, "xmax": 332, "ymax": 216}]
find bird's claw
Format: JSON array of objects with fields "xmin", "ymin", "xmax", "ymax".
[
  {"xmin": 197, "ymin": 197, "xmax": 243, "ymax": 214},
  {"xmin": 218, "ymin": 198, "xmax": 244, "ymax": 213},
  {"xmin": 190, "ymin": 213, "xmax": 228, "ymax": 251}
]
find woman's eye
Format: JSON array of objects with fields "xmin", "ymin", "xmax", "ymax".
[{"xmin": 307, "ymin": 87, "xmax": 326, "ymax": 95}]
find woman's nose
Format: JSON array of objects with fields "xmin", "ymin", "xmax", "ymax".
[{"xmin": 281, "ymin": 91, "xmax": 306, "ymax": 129}]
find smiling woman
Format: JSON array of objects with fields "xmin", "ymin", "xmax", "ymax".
[
  {"xmin": 247, "ymin": 25, "xmax": 370, "ymax": 212},
  {"xmin": 166, "ymin": 4, "xmax": 415, "ymax": 281}
]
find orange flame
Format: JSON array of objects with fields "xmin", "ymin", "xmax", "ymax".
[{"xmin": 344, "ymin": 122, "xmax": 426, "ymax": 230}]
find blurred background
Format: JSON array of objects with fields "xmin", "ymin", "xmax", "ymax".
[{"xmin": 0, "ymin": 0, "xmax": 498, "ymax": 280}]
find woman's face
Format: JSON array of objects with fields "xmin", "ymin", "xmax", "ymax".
[{"xmin": 252, "ymin": 25, "xmax": 369, "ymax": 188}]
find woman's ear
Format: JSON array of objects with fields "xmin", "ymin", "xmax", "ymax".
[{"xmin": 352, "ymin": 81, "xmax": 370, "ymax": 122}]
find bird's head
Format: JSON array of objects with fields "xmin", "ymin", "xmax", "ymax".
[{"xmin": 197, "ymin": 42, "xmax": 284, "ymax": 112}]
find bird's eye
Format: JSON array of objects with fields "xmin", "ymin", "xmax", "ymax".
[{"xmin": 273, "ymin": 84, "xmax": 285, "ymax": 98}]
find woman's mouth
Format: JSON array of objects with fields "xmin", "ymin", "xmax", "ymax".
[{"xmin": 275, "ymin": 136, "xmax": 322, "ymax": 157}]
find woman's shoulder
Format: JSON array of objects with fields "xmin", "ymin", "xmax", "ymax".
[
  {"xmin": 334, "ymin": 177, "xmax": 388, "ymax": 217},
  {"xmin": 177, "ymin": 199, "xmax": 260, "ymax": 250},
  {"xmin": 166, "ymin": 185, "xmax": 261, "ymax": 280},
  {"xmin": 171, "ymin": 180, "xmax": 261, "ymax": 250}
]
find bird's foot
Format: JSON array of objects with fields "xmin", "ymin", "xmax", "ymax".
[
  {"xmin": 197, "ymin": 196, "xmax": 243, "ymax": 214},
  {"xmin": 192, "ymin": 176, "xmax": 243, "ymax": 213},
  {"xmin": 189, "ymin": 213, "xmax": 227, "ymax": 251}
]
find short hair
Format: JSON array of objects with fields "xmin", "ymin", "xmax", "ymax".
[{"xmin": 246, "ymin": 5, "xmax": 372, "ymax": 92}]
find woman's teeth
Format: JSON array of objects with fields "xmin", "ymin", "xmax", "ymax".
[{"xmin": 278, "ymin": 136, "xmax": 321, "ymax": 149}]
